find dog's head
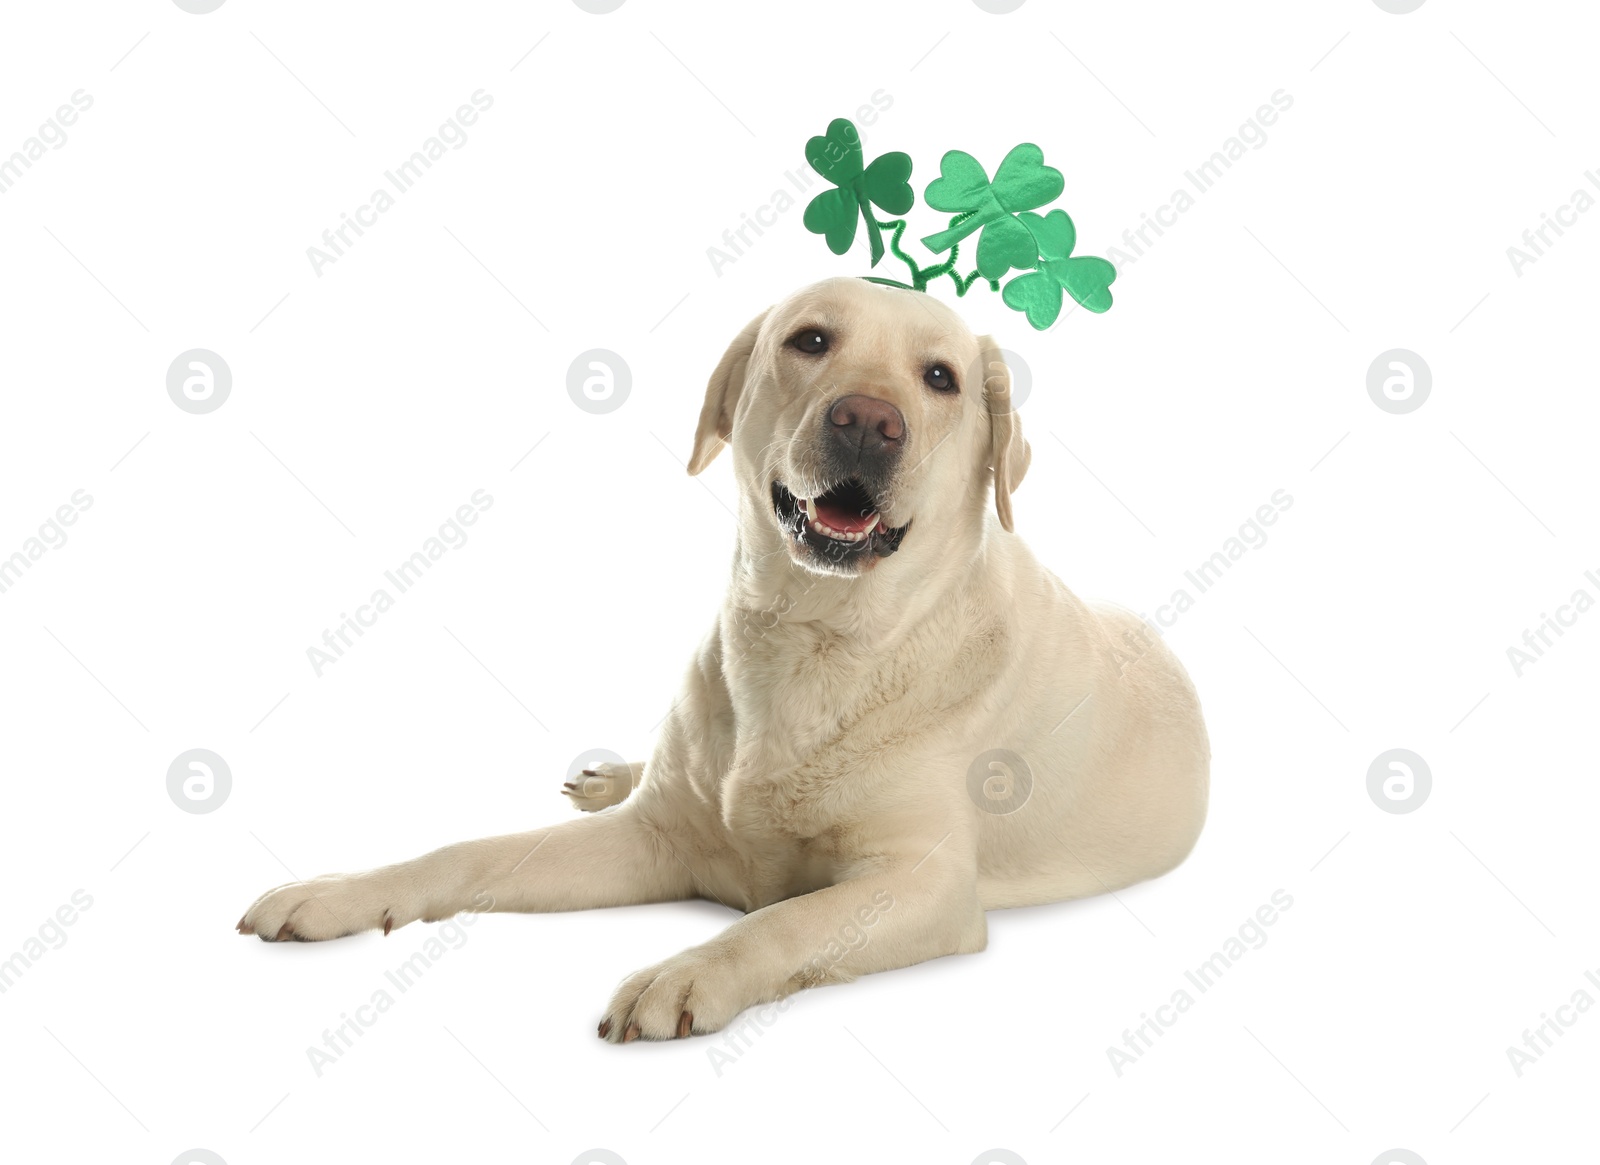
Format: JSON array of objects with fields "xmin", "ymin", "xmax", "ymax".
[{"xmin": 687, "ymin": 277, "xmax": 1030, "ymax": 578}]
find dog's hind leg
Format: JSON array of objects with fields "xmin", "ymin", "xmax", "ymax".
[{"xmin": 561, "ymin": 761, "xmax": 643, "ymax": 811}]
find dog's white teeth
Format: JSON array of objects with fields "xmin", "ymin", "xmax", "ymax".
[
  {"xmin": 805, "ymin": 515, "xmax": 873, "ymax": 543},
  {"xmin": 864, "ymin": 514, "xmax": 881, "ymax": 534},
  {"xmin": 803, "ymin": 497, "xmax": 817, "ymax": 520}
]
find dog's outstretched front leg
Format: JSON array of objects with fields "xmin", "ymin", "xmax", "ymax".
[
  {"xmin": 598, "ymin": 839, "xmax": 986, "ymax": 1042},
  {"xmin": 239, "ymin": 804, "xmax": 694, "ymax": 942}
]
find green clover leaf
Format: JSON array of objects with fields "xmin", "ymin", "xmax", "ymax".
[
  {"xmin": 920, "ymin": 144, "xmax": 1064, "ymax": 279},
  {"xmin": 1000, "ymin": 210, "xmax": 1117, "ymax": 329},
  {"xmin": 802, "ymin": 118, "xmax": 914, "ymax": 266}
]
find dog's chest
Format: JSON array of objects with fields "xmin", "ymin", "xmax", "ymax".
[
  {"xmin": 716, "ymin": 609, "xmax": 988, "ymax": 840},
  {"xmin": 729, "ymin": 619, "xmax": 902, "ymax": 760}
]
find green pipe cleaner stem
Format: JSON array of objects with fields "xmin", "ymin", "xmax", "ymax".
[{"xmin": 867, "ymin": 214, "xmax": 1000, "ymax": 297}]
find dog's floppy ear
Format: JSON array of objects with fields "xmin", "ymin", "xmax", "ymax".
[
  {"xmin": 976, "ymin": 336, "xmax": 1031, "ymax": 532},
  {"xmin": 688, "ymin": 309, "xmax": 769, "ymax": 475}
]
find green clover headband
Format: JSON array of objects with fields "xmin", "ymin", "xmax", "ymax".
[{"xmin": 801, "ymin": 117, "xmax": 1116, "ymax": 329}]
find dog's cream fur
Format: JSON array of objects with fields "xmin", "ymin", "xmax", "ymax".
[{"xmin": 240, "ymin": 277, "xmax": 1209, "ymax": 1042}]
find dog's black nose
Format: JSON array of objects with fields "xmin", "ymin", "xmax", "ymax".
[{"xmin": 827, "ymin": 394, "xmax": 906, "ymax": 463}]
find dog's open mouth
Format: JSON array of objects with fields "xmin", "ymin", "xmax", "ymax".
[{"xmin": 772, "ymin": 479, "xmax": 910, "ymax": 566}]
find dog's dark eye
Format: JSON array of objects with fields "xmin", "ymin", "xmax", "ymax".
[
  {"xmin": 925, "ymin": 364, "xmax": 957, "ymax": 393},
  {"xmin": 790, "ymin": 329, "xmax": 829, "ymax": 355}
]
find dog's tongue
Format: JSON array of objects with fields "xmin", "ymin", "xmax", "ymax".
[{"xmin": 814, "ymin": 496, "xmax": 876, "ymax": 533}]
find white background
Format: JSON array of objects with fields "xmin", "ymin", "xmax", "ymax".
[{"xmin": 0, "ymin": 1, "xmax": 1595, "ymax": 1163}]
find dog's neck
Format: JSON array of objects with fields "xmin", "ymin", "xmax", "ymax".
[
  {"xmin": 722, "ymin": 497, "xmax": 988, "ymax": 653},
  {"xmin": 713, "ymin": 498, "xmax": 1008, "ymax": 838}
]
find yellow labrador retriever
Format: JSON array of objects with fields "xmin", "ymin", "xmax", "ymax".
[{"xmin": 239, "ymin": 276, "xmax": 1209, "ymax": 1042}]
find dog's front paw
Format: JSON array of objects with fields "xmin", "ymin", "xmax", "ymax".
[
  {"xmin": 237, "ymin": 873, "xmax": 418, "ymax": 942},
  {"xmin": 599, "ymin": 944, "xmax": 769, "ymax": 1042},
  {"xmin": 562, "ymin": 761, "xmax": 639, "ymax": 812}
]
